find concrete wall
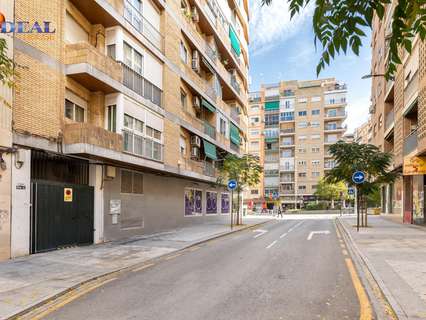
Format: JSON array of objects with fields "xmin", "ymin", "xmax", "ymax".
[
  {"xmin": 103, "ymin": 168, "xmax": 229, "ymax": 241},
  {"xmin": 11, "ymin": 149, "xmax": 31, "ymax": 257}
]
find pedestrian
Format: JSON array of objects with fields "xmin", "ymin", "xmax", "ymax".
[{"xmin": 277, "ymin": 206, "xmax": 283, "ymax": 219}]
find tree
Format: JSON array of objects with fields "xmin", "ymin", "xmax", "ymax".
[
  {"xmin": 218, "ymin": 154, "xmax": 262, "ymax": 224},
  {"xmin": 325, "ymin": 141, "xmax": 397, "ymax": 225},
  {"xmin": 314, "ymin": 178, "xmax": 347, "ymax": 208},
  {"xmin": 0, "ymin": 38, "xmax": 16, "ymax": 107},
  {"xmin": 262, "ymin": 0, "xmax": 426, "ymax": 79}
]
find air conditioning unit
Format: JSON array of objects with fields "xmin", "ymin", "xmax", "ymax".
[
  {"xmin": 105, "ymin": 166, "xmax": 116, "ymax": 179},
  {"xmin": 191, "ymin": 146, "xmax": 200, "ymax": 159},
  {"xmin": 192, "ymin": 50, "xmax": 200, "ymax": 73},
  {"xmin": 193, "ymin": 96, "xmax": 201, "ymax": 110},
  {"xmin": 190, "ymin": 135, "xmax": 201, "ymax": 147},
  {"xmin": 191, "ymin": 6, "xmax": 199, "ymax": 22}
]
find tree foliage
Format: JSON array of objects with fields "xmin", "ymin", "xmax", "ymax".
[
  {"xmin": 218, "ymin": 154, "xmax": 263, "ymax": 192},
  {"xmin": 262, "ymin": 0, "xmax": 426, "ymax": 79},
  {"xmin": 314, "ymin": 178, "xmax": 347, "ymax": 201},
  {"xmin": 325, "ymin": 141, "xmax": 397, "ymax": 196},
  {"xmin": 0, "ymin": 39, "xmax": 15, "ymax": 89}
]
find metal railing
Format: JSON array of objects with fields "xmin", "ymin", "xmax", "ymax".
[
  {"xmin": 205, "ymin": 43, "xmax": 218, "ymax": 64},
  {"xmin": 121, "ymin": 63, "xmax": 162, "ymax": 108},
  {"xmin": 204, "ymin": 121, "xmax": 216, "ymax": 139},
  {"xmin": 203, "ymin": 161, "xmax": 216, "ymax": 177},
  {"xmin": 385, "ymin": 110, "xmax": 395, "ymax": 130},
  {"xmin": 122, "ymin": 130, "xmax": 164, "ymax": 162},
  {"xmin": 403, "ymin": 130, "xmax": 418, "ymax": 156},
  {"xmin": 280, "ymin": 128, "xmax": 295, "ymax": 134},
  {"xmin": 281, "ymin": 140, "xmax": 295, "ymax": 146},
  {"xmin": 230, "ymin": 76, "xmax": 241, "ymax": 94},
  {"xmin": 249, "ymin": 91, "xmax": 261, "ymax": 101},
  {"xmin": 324, "ymin": 162, "xmax": 336, "ymax": 169},
  {"xmin": 325, "ymin": 111, "xmax": 346, "ymax": 118},
  {"xmin": 230, "ymin": 107, "xmax": 240, "ymax": 124},
  {"xmin": 404, "ymin": 70, "xmax": 419, "ymax": 107},
  {"xmin": 280, "ymin": 165, "xmax": 295, "ymax": 171},
  {"xmin": 205, "ymin": 86, "xmax": 217, "ymax": 101},
  {"xmin": 124, "ymin": 1, "xmax": 164, "ymax": 52},
  {"xmin": 230, "ymin": 142, "xmax": 240, "ymax": 153},
  {"xmin": 325, "ymin": 125, "xmax": 346, "ymax": 131}
]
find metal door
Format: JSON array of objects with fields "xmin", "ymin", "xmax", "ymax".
[{"xmin": 31, "ymin": 181, "xmax": 94, "ymax": 253}]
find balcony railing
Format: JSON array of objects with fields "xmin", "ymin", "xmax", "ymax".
[
  {"xmin": 203, "ymin": 161, "xmax": 216, "ymax": 177},
  {"xmin": 205, "ymin": 86, "xmax": 217, "ymax": 102},
  {"xmin": 230, "ymin": 142, "xmax": 240, "ymax": 153},
  {"xmin": 280, "ymin": 178, "xmax": 295, "ymax": 183},
  {"xmin": 204, "ymin": 121, "xmax": 216, "ymax": 139},
  {"xmin": 249, "ymin": 92, "xmax": 261, "ymax": 102},
  {"xmin": 281, "ymin": 141, "xmax": 295, "ymax": 146},
  {"xmin": 385, "ymin": 110, "xmax": 395, "ymax": 130},
  {"xmin": 230, "ymin": 76, "xmax": 241, "ymax": 94},
  {"xmin": 280, "ymin": 128, "xmax": 295, "ymax": 134},
  {"xmin": 123, "ymin": 130, "xmax": 164, "ymax": 162},
  {"xmin": 403, "ymin": 130, "xmax": 418, "ymax": 156},
  {"xmin": 121, "ymin": 63, "xmax": 162, "ymax": 108},
  {"xmin": 280, "ymin": 189, "xmax": 295, "ymax": 195},
  {"xmin": 280, "ymin": 165, "xmax": 295, "ymax": 171},
  {"xmin": 230, "ymin": 107, "xmax": 240, "ymax": 124},
  {"xmin": 404, "ymin": 70, "xmax": 419, "ymax": 107},
  {"xmin": 325, "ymin": 111, "xmax": 347, "ymax": 118},
  {"xmin": 324, "ymin": 162, "xmax": 336, "ymax": 169},
  {"xmin": 124, "ymin": 1, "xmax": 164, "ymax": 52},
  {"xmin": 325, "ymin": 125, "xmax": 346, "ymax": 131}
]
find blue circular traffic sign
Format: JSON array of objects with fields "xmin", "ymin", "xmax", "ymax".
[
  {"xmin": 352, "ymin": 171, "xmax": 365, "ymax": 184},
  {"xmin": 227, "ymin": 179, "xmax": 237, "ymax": 190}
]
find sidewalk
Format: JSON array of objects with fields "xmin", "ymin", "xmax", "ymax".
[
  {"xmin": 339, "ymin": 215, "xmax": 426, "ymax": 320},
  {"xmin": 0, "ymin": 217, "xmax": 270, "ymax": 320}
]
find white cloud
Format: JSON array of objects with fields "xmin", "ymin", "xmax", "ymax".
[
  {"xmin": 345, "ymin": 96, "xmax": 370, "ymax": 133},
  {"xmin": 249, "ymin": 0, "xmax": 313, "ymax": 56}
]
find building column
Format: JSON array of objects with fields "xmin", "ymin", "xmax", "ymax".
[
  {"xmin": 90, "ymin": 164, "xmax": 104, "ymax": 244},
  {"xmin": 11, "ymin": 149, "xmax": 31, "ymax": 257}
]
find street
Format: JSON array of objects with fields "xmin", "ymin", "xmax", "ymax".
[{"xmin": 42, "ymin": 217, "xmax": 363, "ymax": 320}]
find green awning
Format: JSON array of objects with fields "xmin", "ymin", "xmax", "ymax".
[
  {"xmin": 265, "ymin": 137, "xmax": 278, "ymax": 142},
  {"xmin": 229, "ymin": 26, "xmax": 241, "ymax": 56},
  {"xmin": 203, "ymin": 139, "xmax": 217, "ymax": 160},
  {"xmin": 265, "ymin": 101, "xmax": 279, "ymax": 111},
  {"xmin": 202, "ymin": 98, "xmax": 216, "ymax": 113},
  {"xmin": 230, "ymin": 123, "xmax": 241, "ymax": 145}
]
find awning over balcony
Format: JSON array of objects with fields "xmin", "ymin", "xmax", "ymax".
[
  {"xmin": 203, "ymin": 139, "xmax": 217, "ymax": 160},
  {"xmin": 202, "ymin": 98, "xmax": 216, "ymax": 113},
  {"xmin": 229, "ymin": 26, "xmax": 241, "ymax": 57},
  {"xmin": 230, "ymin": 123, "xmax": 241, "ymax": 145},
  {"xmin": 265, "ymin": 101, "xmax": 279, "ymax": 111}
]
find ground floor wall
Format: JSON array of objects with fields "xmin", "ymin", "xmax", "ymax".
[{"xmin": 102, "ymin": 167, "xmax": 231, "ymax": 241}]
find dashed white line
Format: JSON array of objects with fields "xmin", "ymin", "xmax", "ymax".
[
  {"xmin": 266, "ymin": 240, "xmax": 277, "ymax": 249},
  {"xmin": 279, "ymin": 232, "xmax": 288, "ymax": 239}
]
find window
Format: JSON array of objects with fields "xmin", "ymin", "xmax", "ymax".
[
  {"xmin": 251, "ymin": 105, "xmax": 259, "ymax": 111},
  {"xmin": 250, "ymin": 129, "xmax": 259, "ymax": 136},
  {"xmin": 220, "ymin": 118, "xmax": 227, "ymax": 135},
  {"xmin": 123, "ymin": 114, "xmax": 144, "ymax": 155},
  {"xmin": 250, "ymin": 141, "xmax": 259, "ymax": 149},
  {"xmin": 298, "ymin": 148, "xmax": 306, "ymax": 153},
  {"xmin": 107, "ymin": 44, "xmax": 116, "ymax": 60},
  {"xmin": 310, "ymin": 121, "xmax": 320, "ymax": 128},
  {"xmin": 298, "ymin": 172, "xmax": 307, "ymax": 177},
  {"xmin": 250, "ymin": 116, "xmax": 260, "ymax": 124},
  {"xmin": 265, "ymin": 113, "xmax": 279, "ymax": 126},
  {"xmin": 121, "ymin": 170, "xmax": 143, "ymax": 194},
  {"xmin": 65, "ymin": 99, "xmax": 85, "ymax": 122},
  {"xmin": 298, "ymin": 110, "xmax": 307, "ymax": 116},
  {"xmin": 123, "ymin": 42, "xmax": 143, "ymax": 74},
  {"xmin": 184, "ymin": 188, "xmax": 203, "ymax": 216},
  {"xmin": 298, "ymin": 121, "xmax": 308, "ymax": 128},
  {"xmin": 299, "ymin": 135, "xmax": 307, "ymax": 141},
  {"xmin": 251, "ymin": 189, "xmax": 259, "ymax": 195},
  {"xmin": 146, "ymin": 126, "xmax": 162, "ymax": 141},
  {"xmin": 180, "ymin": 90, "xmax": 187, "ymax": 109},
  {"xmin": 312, "ymin": 109, "xmax": 320, "ymax": 115},
  {"xmin": 312, "ymin": 185, "xmax": 318, "ymax": 191},
  {"xmin": 312, "ymin": 160, "xmax": 321, "ymax": 166},
  {"xmin": 280, "ymin": 111, "xmax": 294, "ymax": 121},
  {"xmin": 311, "ymin": 147, "xmax": 320, "ymax": 153},
  {"xmin": 298, "ymin": 160, "xmax": 306, "ymax": 165},
  {"xmin": 179, "ymin": 136, "xmax": 186, "ymax": 156},
  {"xmin": 298, "ymin": 185, "xmax": 306, "ymax": 191},
  {"xmin": 180, "ymin": 40, "xmax": 188, "ymax": 63},
  {"xmin": 311, "ymin": 134, "xmax": 321, "ymax": 140},
  {"xmin": 124, "ymin": 0, "xmax": 143, "ymax": 32},
  {"xmin": 311, "ymin": 96, "xmax": 321, "ymax": 102},
  {"xmin": 312, "ymin": 172, "xmax": 320, "ymax": 177},
  {"xmin": 281, "ymin": 150, "xmax": 292, "ymax": 157},
  {"xmin": 298, "ymin": 97, "xmax": 307, "ymax": 103},
  {"xmin": 107, "ymin": 105, "xmax": 116, "ymax": 132}
]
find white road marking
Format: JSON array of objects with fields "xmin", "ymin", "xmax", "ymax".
[
  {"xmin": 266, "ymin": 240, "xmax": 277, "ymax": 249},
  {"xmin": 253, "ymin": 229, "xmax": 268, "ymax": 238},
  {"xmin": 307, "ymin": 230, "xmax": 330, "ymax": 240},
  {"xmin": 279, "ymin": 232, "xmax": 288, "ymax": 239}
]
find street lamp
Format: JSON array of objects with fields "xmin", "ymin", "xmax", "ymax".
[{"xmin": 361, "ymin": 73, "xmax": 395, "ymax": 81}]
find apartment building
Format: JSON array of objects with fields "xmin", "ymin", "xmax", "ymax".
[
  {"xmin": 245, "ymin": 79, "xmax": 347, "ymax": 210},
  {"xmin": 369, "ymin": 2, "xmax": 426, "ymax": 224},
  {"xmin": 354, "ymin": 121, "xmax": 370, "ymax": 144},
  {"xmin": 1, "ymin": 0, "xmax": 249, "ymax": 260}
]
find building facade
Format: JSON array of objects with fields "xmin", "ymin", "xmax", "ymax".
[
  {"xmin": 369, "ymin": 1, "xmax": 426, "ymax": 223},
  {"xmin": 245, "ymin": 79, "xmax": 347, "ymax": 210},
  {"xmin": 354, "ymin": 121, "xmax": 370, "ymax": 145},
  {"xmin": 1, "ymin": 0, "xmax": 249, "ymax": 260}
]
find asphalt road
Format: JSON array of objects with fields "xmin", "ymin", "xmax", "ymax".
[{"xmin": 45, "ymin": 218, "xmax": 361, "ymax": 320}]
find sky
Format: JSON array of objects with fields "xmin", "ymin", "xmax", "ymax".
[{"xmin": 248, "ymin": 0, "xmax": 372, "ymax": 133}]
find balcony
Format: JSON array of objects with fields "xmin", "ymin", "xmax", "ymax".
[
  {"xmin": 280, "ymin": 116, "xmax": 295, "ymax": 122},
  {"xmin": 180, "ymin": 158, "xmax": 216, "ymax": 177},
  {"xmin": 325, "ymin": 111, "xmax": 347, "ymax": 119},
  {"xmin": 63, "ymin": 123, "xmax": 123, "ymax": 152},
  {"xmin": 280, "ymin": 189, "xmax": 295, "ymax": 195},
  {"xmin": 230, "ymin": 107, "xmax": 240, "ymax": 124},
  {"xmin": 404, "ymin": 70, "xmax": 419, "ymax": 109},
  {"xmin": 249, "ymin": 91, "xmax": 261, "ymax": 102},
  {"xmin": 280, "ymin": 165, "xmax": 295, "ymax": 172},
  {"xmin": 324, "ymin": 162, "xmax": 336, "ymax": 169},
  {"xmin": 123, "ymin": 130, "xmax": 164, "ymax": 162},
  {"xmin": 124, "ymin": 0, "xmax": 164, "ymax": 52},
  {"xmin": 324, "ymin": 139, "xmax": 338, "ymax": 145},
  {"xmin": 403, "ymin": 130, "xmax": 418, "ymax": 156},
  {"xmin": 230, "ymin": 75, "xmax": 241, "ymax": 94},
  {"xmin": 324, "ymin": 125, "xmax": 347, "ymax": 132},
  {"xmin": 65, "ymin": 42, "xmax": 123, "ymax": 92},
  {"xmin": 280, "ymin": 128, "xmax": 295, "ymax": 135},
  {"xmin": 265, "ymin": 95, "xmax": 280, "ymax": 101},
  {"xmin": 204, "ymin": 121, "xmax": 216, "ymax": 139},
  {"xmin": 325, "ymin": 99, "xmax": 346, "ymax": 106},
  {"xmin": 203, "ymin": 161, "xmax": 216, "ymax": 177},
  {"xmin": 121, "ymin": 63, "xmax": 162, "ymax": 108},
  {"xmin": 230, "ymin": 142, "xmax": 240, "ymax": 153},
  {"xmin": 281, "ymin": 141, "xmax": 295, "ymax": 147}
]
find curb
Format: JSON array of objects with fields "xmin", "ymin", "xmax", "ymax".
[
  {"xmin": 336, "ymin": 218, "xmax": 407, "ymax": 320},
  {"xmin": 8, "ymin": 220, "xmax": 270, "ymax": 320}
]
